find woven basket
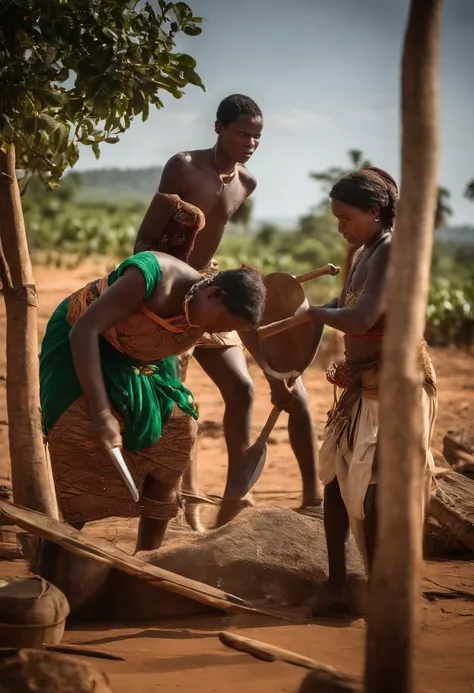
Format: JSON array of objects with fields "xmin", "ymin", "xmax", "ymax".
[{"xmin": 0, "ymin": 577, "xmax": 70, "ymax": 648}]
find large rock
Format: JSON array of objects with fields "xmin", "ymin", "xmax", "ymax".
[{"xmin": 87, "ymin": 507, "xmax": 366, "ymax": 622}]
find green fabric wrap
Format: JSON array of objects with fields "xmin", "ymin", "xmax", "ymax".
[{"xmin": 39, "ymin": 252, "xmax": 198, "ymax": 451}]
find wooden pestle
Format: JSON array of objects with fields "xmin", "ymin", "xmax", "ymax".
[
  {"xmin": 294, "ymin": 262, "xmax": 340, "ymax": 283},
  {"xmin": 228, "ymin": 262, "xmax": 340, "ymax": 497},
  {"xmin": 258, "ymin": 312, "xmax": 312, "ymax": 340}
]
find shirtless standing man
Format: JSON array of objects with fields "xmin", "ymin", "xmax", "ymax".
[{"xmin": 134, "ymin": 94, "xmax": 322, "ymax": 527}]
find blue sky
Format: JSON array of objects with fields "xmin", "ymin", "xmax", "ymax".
[{"xmin": 76, "ymin": 0, "xmax": 474, "ymax": 225}]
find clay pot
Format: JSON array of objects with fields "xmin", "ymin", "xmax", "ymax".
[{"xmin": 0, "ymin": 577, "xmax": 70, "ymax": 648}]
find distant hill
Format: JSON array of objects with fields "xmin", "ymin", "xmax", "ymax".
[
  {"xmin": 435, "ymin": 225, "xmax": 474, "ymax": 245},
  {"xmin": 71, "ymin": 167, "xmax": 163, "ymax": 202},
  {"xmin": 66, "ymin": 169, "xmax": 474, "ymax": 248}
]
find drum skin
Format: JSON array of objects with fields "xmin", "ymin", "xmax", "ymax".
[{"xmin": 261, "ymin": 273, "xmax": 324, "ymax": 375}]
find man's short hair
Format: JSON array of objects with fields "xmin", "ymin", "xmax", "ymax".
[{"xmin": 216, "ymin": 94, "xmax": 262, "ymax": 127}]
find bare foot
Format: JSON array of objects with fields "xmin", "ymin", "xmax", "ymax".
[
  {"xmin": 296, "ymin": 499, "xmax": 324, "ymax": 519},
  {"xmin": 215, "ymin": 497, "xmax": 255, "ymax": 528},
  {"xmin": 184, "ymin": 502, "xmax": 206, "ymax": 533},
  {"xmin": 305, "ymin": 581, "xmax": 345, "ymax": 617}
]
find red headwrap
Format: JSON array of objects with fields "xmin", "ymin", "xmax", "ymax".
[{"xmin": 362, "ymin": 166, "xmax": 399, "ymax": 195}]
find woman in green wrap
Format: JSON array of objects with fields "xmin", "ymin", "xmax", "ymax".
[{"xmin": 39, "ymin": 251, "xmax": 266, "ymax": 563}]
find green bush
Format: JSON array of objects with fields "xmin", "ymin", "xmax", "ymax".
[
  {"xmin": 25, "ymin": 198, "xmax": 146, "ymax": 259},
  {"xmin": 23, "ymin": 189, "xmax": 474, "ymax": 348}
]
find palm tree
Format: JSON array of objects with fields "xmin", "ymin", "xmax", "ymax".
[
  {"xmin": 435, "ymin": 185, "xmax": 453, "ymax": 228},
  {"xmin": 309, "ymin": 149, "xmax": 372, "ymax": 193},
  {"xmin": 464, "ymin": 179, "xmax": 474, "ymax": 202}
]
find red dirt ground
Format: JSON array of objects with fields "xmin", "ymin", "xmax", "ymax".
[{"xmin": 1, "ymin": 260, "xmax": 474, "ymax": 693}]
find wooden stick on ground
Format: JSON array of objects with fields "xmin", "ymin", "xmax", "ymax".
[
  {"xmin": 218, "ymin": 632, "xmax": 440, "ymax": 693},
  {"xmin": 218, "ymin": 631, "xmax": 361, "ymax": 691},
  {"xmin": 0, "ymin": 500, "xmax": 307, "ymax": 623},
  {"xmin": 0, "ymin": 645, "xmax": 124, "ymax": 662}
]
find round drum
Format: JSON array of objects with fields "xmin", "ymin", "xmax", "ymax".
[
  {"xmin": 261, "ymin": 272, "xmax": 324, "ymax": 375},
  {"xmin": 0, "ymin": 577, "xmax": 70, "ymax": 648}
]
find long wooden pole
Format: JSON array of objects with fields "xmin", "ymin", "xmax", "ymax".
[
  {"xmin": 364, "ymin": 2, "xmax": 442, "ymax": 693},
  {"xmin": 0, "ymin": 147, "xmax": 58, "ymax": 519}
]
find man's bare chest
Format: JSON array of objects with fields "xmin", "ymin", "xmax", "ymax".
[{"xmin": 183, "ymin": 175, "xmax": 248, "ymax": 224}]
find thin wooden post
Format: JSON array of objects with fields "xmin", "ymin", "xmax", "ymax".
[
  {"xmin": 0, "ymin": 146, "xmax": 58, "ymax": 519},
  {"xmin": 364, "ymin": 2, "xmax": 442, "ymax": 692}
]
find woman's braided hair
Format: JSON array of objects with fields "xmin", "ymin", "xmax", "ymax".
[
  {"xmin": 190, "ymin": 265, "xmax": 266, "ymax": 326},
  {"xmin": 330, "ymin": 166, "xmax": 399, "ymax": 230}
]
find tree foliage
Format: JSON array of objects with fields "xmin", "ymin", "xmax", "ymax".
[
  {"xmin": 434, "ymin": 185, "xmax": 453, "ymax": 229},
  {"xmin": 230, "ymin": 198, "xmax": 254, "ymax": 229},
  {"xmin": 311, "ymin": 150, "xmax": 454, "ymax": 231},
  {"xmin": 0, "ymin": 0, "xmax": 204, "ymax": 188},
  {"xmin": 21, "ymin": 176, "xmax": 474, "ymax": 348},
  {"xmin": 465, "ymin": 179, "xmax": 474, "ymax": 202},
  {"xmin": 310, "ymin": 149, "xmax": 372, "ymax": 194}
]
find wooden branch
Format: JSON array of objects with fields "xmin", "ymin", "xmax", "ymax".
[
  {"xmin": 0, "ymin": 499, "xmax": 308, "ymax": 622},
  {"xmin": 218, "ymin": 631, "xmax": 361, "ymax": 691}
]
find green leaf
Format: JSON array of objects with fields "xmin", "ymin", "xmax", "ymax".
[
  {"xmin": 80, "ymin": 119, "xmax": 94, "ymax": 136},
  {"xmin": 182, "ymin": 67, "xmax": 205, "ymax": 91},
  {"xmin": 183, "ymin": 25, "xmax": 202, "ymax": 36},
  {"xmin": 38, "ymin": 113, "xmax": 58, "ymax": 133},
  {"xmin": 66, "ymin": 142, "xmax": 80, "ymax": 167},
  {"xmin": 37, "ymin": 90, "xmax": 64, "ymax": 108},
  {"xmin": 92, "ymin": 141, "xmax": 100, "ymax": 159},
  {"xmin": 92, "ymin": 96, "xmax": 111, "ymax": 121},
  {"xmin": 0, "ymin": 115, "xmax": 14, "ymax": 139},
  {"xmin": 105, "ymin": 136, "xmax": 119, "ymax": 143},
  {"xmin": 50, "ymin": 121, "xmax": 70, "ymax": 152},
  {"xmin": 65, "ymin": 97, "xmax": 85, "ymax": 120},
  {"xmin": 46, "ymin": 178, "xmax": 61, "ymax": 191},
  {"xmin": 174, "ymin": 2, "xmax": 194, "ymax": 19},
  {"xmin": 38, "ymin": 129, "xmax": 50, "ymax": 147},
  {"xmin": 102, "ymin": 28, "xmax": 118, "ymax": 42},
  {"xmin": 132, "ymin": 90, "xmax": 145, "ymax": 116},
  {"xmin": 172, "ymin": 53, "xmax": 197, "ymax": 68}
]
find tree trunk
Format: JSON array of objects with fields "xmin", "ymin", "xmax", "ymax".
[
  {"xmin": 0, "ymin": 147, "xmax": 58, "ymax": 519},
  {"xmin": 364, "ymin": 2, "xmax": 442, "ymax": 693}
]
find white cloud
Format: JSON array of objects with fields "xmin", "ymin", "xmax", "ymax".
[
  {"xmin": 74, "ymin": 109, "xmax": 203, "ymax": 170},
  {"xmin": 160, "ymin": 110, "xmax": 200, "ymax": 128},
  {"xmin": 268, "ymin": 108, "xmax": 332, "ymax": 135}
]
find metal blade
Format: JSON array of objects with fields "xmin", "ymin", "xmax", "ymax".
[
  {"xmin": 110, "ymin": 447, "xmax": 140, "ymax": 503},
  {"xmin": 226, "ymin": 444, "xmax": 268, "ymax": 500}
]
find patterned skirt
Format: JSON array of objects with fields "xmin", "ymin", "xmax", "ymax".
[{"xmin": 47, "ymin": 399, "xmax": 197, "ymax": 525}]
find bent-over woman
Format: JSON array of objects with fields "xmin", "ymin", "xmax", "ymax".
[{"xmin": 37, "ymin": 251, "xmax": 265, "ymax": 611}]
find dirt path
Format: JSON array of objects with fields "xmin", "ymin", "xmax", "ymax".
[{"xmin": 1, "ymin": 261, "xmax": 474, "ymax": 692}]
